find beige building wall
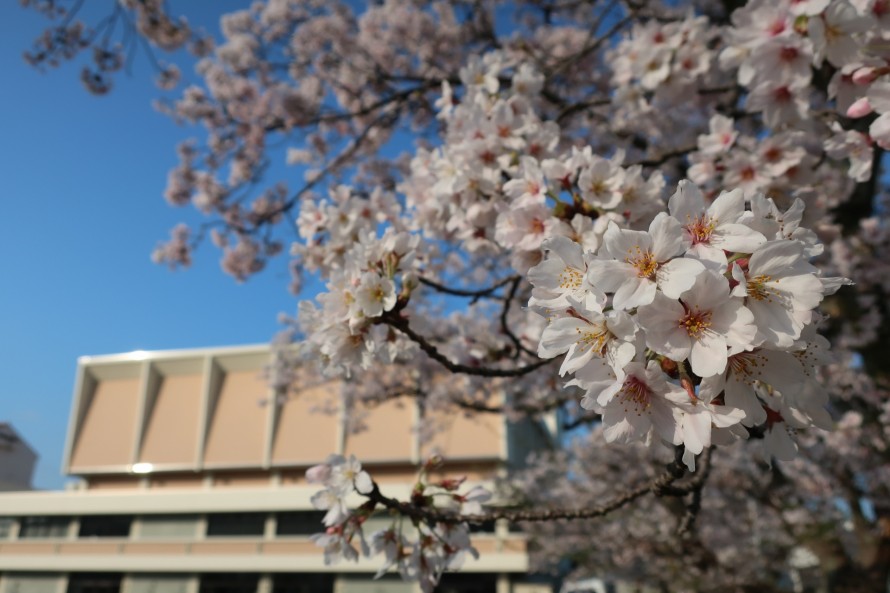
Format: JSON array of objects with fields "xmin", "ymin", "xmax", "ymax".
[
  {"xmin": 69, "ymin": 377, "xmax": 141, "ymax": 470},
  {"xmin": 344, "ymin": 398, "xmax": 415, "ymax": 462},
  {"xmin": 139, "ymin": 374, "xmax": 203, "ymax": 466},
  {"xmin": 271, "ymin": 382, "xmax": 340, "ymax": 465},
  {"xmin": 203, "ymin": 370, "xmax": 268, "ymax": 466}
]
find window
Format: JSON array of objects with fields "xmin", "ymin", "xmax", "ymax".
[
  {"xmin": 4, "ymin": 574, "xmax": 62, "ymax": 593},
  {"xmin": 0, "ymin": 516, "xmax": 15, "ymax": 539},
  {"xmin": 199, "ymin": 574, "xmax": 257, "ymax": 593},
  {"xmin": 468, "ymin": 519, "xmax": 496, "ymax": 533},
  {"xmin": 138, "ymin": 515, "xmax": 199, "ymax": 538},
  {"xmin": 275, "ymin": 511, "xmax": 325, "ymax": 536},
  {"xmin": 18, "ymin": 516, "xmax": 69, "ymax": 538},
  {"xmin": 67, "ymin": 574, "xmax": 122, "ymax": 593},
  {"xmin": 128, "ymin": 575, "xmax": 190, "ymax": 593},
  {"xmin": 79, "ymin": 515, "xmax": 131, "ymax": 537},
  {"xmin": 435, "ymin": 574, "xmax": 498, "ymax": 593},
  {"xmin": 205, "ymin": 513, "xmax": 265, "ymax": 537},
  {"xmin": 271, "ymin": 574, "xmax": 334, "ymax": 593},
  {"xmin": 336, "ymin": 576, "xmax": 412, "ymax": 593}
]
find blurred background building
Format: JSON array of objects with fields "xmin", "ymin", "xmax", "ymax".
[
  {"xmin": 0, "ymin": 344, "xmax": 556, "ymax": 593},
  {"xmin": 0, "ymin": 423, "xmax": 37, "ymax": 492}
]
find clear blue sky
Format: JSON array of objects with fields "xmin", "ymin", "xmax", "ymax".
[{"xmin": 0, "ymin": 2, "xmax": 303, "ymax": 489}]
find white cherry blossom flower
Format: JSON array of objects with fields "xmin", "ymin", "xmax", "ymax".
[
  {"xmin": 637, "ymin": 270, "xmax": 758, "ymax": 377},
  {"xmin": 312, "ymin": 528, "xmax": 360, "ymax": 565},
  {"xmin": 731, "ymin": 239, "xmax": 824, "ymax": 348},
  {"xmin": 528, "ymin": 236, "xmax": 605, "ymax": 313},
  {"xmin": 578, "ymin": 157, "xmax": 624, "ymax": 209},
  {"xmin": 355, "ymin": 272, "xmax": 397, "ymax": 319},
  {"xmin": 698, "ymin": 349, "xmax": 807, "ymax": 427},
  {"xmin": 673, "ymin": 397, "xmax": 745, "ymax": 472},
  {"xmin": 808, "ymin": 1, "xmax": 871, "ymax": 67},
  {"xmin": 598, "ymin": 360, "xmax": 686, "ymax": 447},
  {"xmin": 587, "ymin": 214, "xmax": 706, "ymax": 310},
  {"xmin": 537, "ymin": 302, "xmax": 636, "ymax": 376},
  {"xmin": 697, "ymin": 114, "xmax": 738, "ymax": 156},
  {"xmin": 668, "ymin": 180, "xmax": 766, "ymax": 270}
]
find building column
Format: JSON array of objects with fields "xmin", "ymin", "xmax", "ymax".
[{"xmin": 497, "ymin": 573, "xmax": 511, "ymax": 593}]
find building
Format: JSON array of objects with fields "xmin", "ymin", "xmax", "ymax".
[
  {"xmin": 0, "ymin": 344, "xmax": 556, "ymax": 593},
  {"xmin": 0, "ymin": 423, "xmax": 37, "ymax": 492}
]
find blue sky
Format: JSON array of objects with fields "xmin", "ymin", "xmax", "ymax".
[{"xmin": 0, "ymin": 2, "xmax": 302, "ymax": 489}]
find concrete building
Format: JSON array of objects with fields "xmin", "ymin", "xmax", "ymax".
[
  {"xmin": 0, "ymin": 423, "xmax": 37, "ymax": 492},
  {"xmin": 0, "ymin": 344, "xmax": 555, "ymax": 593}
]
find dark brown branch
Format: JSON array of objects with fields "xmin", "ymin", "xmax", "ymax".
[
  {"xmin": 418, "ymin": 275, "xmax": 519, "ymax": 300},
  {"xmin": 500, "ymin": 276, "xmax": 537, "ymax": 359},
  {"xmin": 378, "ymin": 312, "xmax": 554, "ymax": 378},
  {"xmin": 364, "ymin": 453, "xmax": 689, "ymax": 524},
  {"xmin": 632, "ymin": 145, "xmax": 698, "ymax": 168},
  {"xmin": 677, "ymin": 447, "xmax": 712, "ymax": 536}
]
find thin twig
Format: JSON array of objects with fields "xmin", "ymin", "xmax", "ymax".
[
  {"xmin": 418, "ymin": 275, "xmax": 519, "ymax": 299},
  {"xmin": 379, "ymin": 312, "xmax": 554, "ymax": 378},
  {"xmin": 500, "ymin": 277, "xmax": 537, "ymax": 359},
  {"xmin": 364, "ymin": 454, "xmax": 688, "ymax": 525},
  {"xmin": 677, "ymin": 447, "xmax": 713, "ymax": 536}
]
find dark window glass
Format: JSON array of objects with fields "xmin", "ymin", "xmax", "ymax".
[
  {"xmin": 275, "ymin": 511, "xmax": 326, "ymax": 536},
  {"xmin": 205, "ymin": 513, "xmax": 265, "ymax": 537},
  {"xmin": 67, "ymin": 573, "xmax": 121, "ymax": 593},
  {"xmin": 199, "ymin": 574, "xmax": 258, "ymax": 593},
  {"xmin": 468, "ymin": 520, "xmax": 496, "ymax": 534},
  {"xmin": 0, "ymin": 517, "xmax": 15, "ymax": 539},
  {"xmin": 79, "ymin": 515, "xmax": 131, "ymax": 537},
  {"xmin": 435, "ymin": 574, "xmax": 498, "ymax": 593},
  {"xmin": 271, "ymin": 574, "xmax": 334, "ymax": 593},
  {"xmin": 19, "ymin": 516, "xmax": 69, "ymax": 538}
]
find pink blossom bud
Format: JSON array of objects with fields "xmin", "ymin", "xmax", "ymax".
[
  {"xmin": 846, "ymin": 97, "xmax": 873, "ymax": 119},
  {"xmin": 436, "ymin": 477, "xmax": 466, "ymax": 491},
  {"xmin": 660, "ymin": 357, "xmax": 678, "ymax": 378},
  {"xmin": 852, "ymin": 67, "xmax": 878, "ymax": 85}
]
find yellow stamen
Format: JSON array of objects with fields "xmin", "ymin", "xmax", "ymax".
[
  {"xmin": 626, "ymin": 245, "xmax": 658, "ymax": 279},
  {"xmin": 747, "ymin": 274, "xmax": 773, "ymax": 301},
  {"xmin": 686, "ymin": 214, "xmax": 717, "ymax": 245},
  {"xmin": 679, "ymin": 307, "xmax": 712, "ymax": 339},
  {"xmin": 559, "ymin": 268, "xmax": 583, "ymax": 290}
]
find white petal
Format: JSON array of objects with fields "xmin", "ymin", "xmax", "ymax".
[
  {"xmin": 649, "ymin": 213, "xmax": 686, "ymax": 261},
  {"xmin": 668, "ymin": 180, "xmax": 705, "ymax": 221},
  {"xmin": 613, "ymin": 277, "xmax": 657, "ymax": 310},
  {"xmin": 587, "ymin": 259, "xmax": 635, "ymax": 294},
  {"xmin": 603, "ymin": 222, "xmax": 652, "ymax": 260},
  {"xmin": 712, "ymin": 224, "xmax": 767, "ymax": 253},
  {"xmin": 657, "ymin": 258, "xmax": 705, "ymax": 299},
  {"xmin": 354, "ymin": 471, "xmax": 374, "ymax": 494},
  {"xmin": 708, "ymin": 188, "xmax": 745, "ymax": 223},
  {"xmin": 689, "ymin": 333, "xmax": 728, "ymax": 377}
]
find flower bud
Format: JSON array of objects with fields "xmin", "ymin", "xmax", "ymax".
[
  {"xmin": 846, "ymin": 97, "xmax": 873, "ymax": 119},
  {"xmin": 852, "ymin": 67, "xmax": 878, "ymax": 85},
  {"xmin": 660, "ymin": 357, "xmax": 679, "ymax": 378}
]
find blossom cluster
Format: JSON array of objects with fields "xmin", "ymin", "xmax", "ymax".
[
  {"xmin": 721, "ymin": 0, "xmax": 889, "ymax": 177},
  {"xmin": 530, "ymin": 180, "xmax": 847, "ymax": 470},
  {"xmin": 401, "ymin": 53, "xmax": 666, "ymax": 274},
  {"xmin": 307, "ymin": 455, "xmax": 491, "ymax": 593},
  {"xmin": 298, "ymin": 227, "xmax": 422, "ymax": 375}
]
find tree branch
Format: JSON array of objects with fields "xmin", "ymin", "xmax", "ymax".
[
  {"xmin": 378, "ymin": 311, "xmax": 554, "ymax": 378},
  {"xmin": 364, "ymin": 452, "xmax": 691, "ymax": 525},
  {"xmin": 418, "ymin": 274, "xmax": 519, "ymax": 300}
]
